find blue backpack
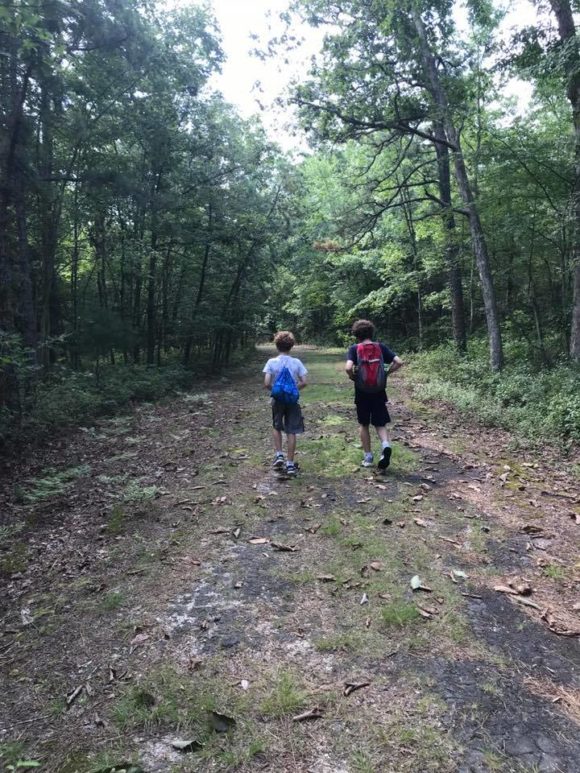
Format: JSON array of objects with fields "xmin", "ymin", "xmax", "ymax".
[{"xmin": 271, "ymin": 365, "xmax": 299, "ymax": 404}]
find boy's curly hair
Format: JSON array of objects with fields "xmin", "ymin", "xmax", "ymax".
[
  {"xmin": 351, "ymin": 319, "xmax": 375, "ymax": 341},
  {"xmin": 274, "ymin": 331, "xmax": 296, "ymax": 352}
]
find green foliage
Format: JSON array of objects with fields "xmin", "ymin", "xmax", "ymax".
[
  {"xmin": 16, "ymin": 465, "xmax": 90, "ymax": 504},
  {"xmin": 410, "ymin": 341, "xmax": 580, "ymax": 447},
  {"xmin": 380, "ymin": 601, "xmax": 422, "ymax": 627}
]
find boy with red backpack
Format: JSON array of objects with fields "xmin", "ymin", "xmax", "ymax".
[{"xmin": 345, "ymin": 319, "xmax": 403, "ymax": 469}]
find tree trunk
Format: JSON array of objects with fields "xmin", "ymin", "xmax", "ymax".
[
  {"xmin": 412, "ymin": 7, "xmax": 503, "ymax": 370},
  {"xmin": 547, "ymin": 0, "xmax": 580, "ymax": 360},
  {"xmin": 434, "ymin": 123, "xmax": 467, "ymax": 353}
]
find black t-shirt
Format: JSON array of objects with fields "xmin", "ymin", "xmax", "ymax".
[{"xmin": 347, "ymin": 341, "xmax": 396, "ymax": 400}]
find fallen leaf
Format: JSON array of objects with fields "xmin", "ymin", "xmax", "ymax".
[
  {"xmin": 248, "ymin": 537, "xmax": 269, "ymax": 545},
  {"xmin": 306, "ymin": 523, "xmax": 321, "ymax": 534},
  {"xmin": 210, "ymin": 527, "xmax": 229, "ymax": 535},
  {"xmin": 317, "ymin": 574, "xmax": 336, "ymax": 582},
  {"xmin": 292, "ymin": 707, "xmax": 324, "ymax": 722},
  {"xmin": 414, "ymin": 518, "xmax": 428, "ymax": 528},
  {"xmin": 412, "ymin": 495, "xmax": 424, "ymax": 502},
  {"xmin": 209, "ymin": 711, "xmax": 236, "ymax": 733},
  {"xmin": 232, "ymin": 527, "xmax": 241, "ymax": 539},
  {"xmin": 240, "ymin": 679, "xmax": 250, "ymax": 690},
  {"xmin": 494, "ymin": 585, "xmax": 518, "ymax": 595},
  {"xmin": 410, "ymin": 575, "xmax": 432, "ymax": 592},
  {"xmin": 451, "ymin": 569, "xmax": 468, "ymax": 582},
  {"xmin": 521, "ymin": 524, "xmax": 544, "ymax": 534},
  {"xmin": 344, "ymin": 681, "xmax": 371, "ymax": 696},
  {"xmin": 507, "ymin": 577, "xmax": 532, "ymax": 596},
  {"xmin": 369, "ymin": 561, "xmax": 384, "ymax": 572},
  {"xmin": 271, "ymin": 542, "xmax": 298, "ymax": 552},
  {"xmin": 360, "ymin": 593, "xmax": 369, "ymax": 605},
  {"xmin": 171, "ymin": 739, "xmax": 202, "ymax": 753},
  {"xmin": 397, "ymin": 521, "xmax": 406, "ymax": 528},
  {"xmin": 130, "ymin": 632, "xmax": 150, "ymax": 651}
]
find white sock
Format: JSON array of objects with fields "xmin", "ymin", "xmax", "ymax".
[{"xmin": 382, "ymin": 440, "xmax": 391, "ymax": 449}]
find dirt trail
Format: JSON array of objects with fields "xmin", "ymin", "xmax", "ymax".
[{"xmin": 0, "ymin": 347, "xmax": 578, "ymax": 773}]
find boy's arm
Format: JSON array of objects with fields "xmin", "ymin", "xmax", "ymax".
[
  {"xmin": 264, "ymin": 373, "xmax": 272, "ymax": 390},
  {"xmin": 298, "ymin": 375, "xmax": 307, "ymax": 390},
  {"xmin": 345, "ymin": 359, "xmax": 355, "ymax": 381},
  {"xmin": 387, "ymin": 355, "xmax": 404, "ymax": 375}
]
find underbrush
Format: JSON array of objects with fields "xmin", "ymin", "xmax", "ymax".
[
  {"xmin": 409, "ymin": 340, "xmax": 580, "ymax": 449},
  {"xmin": 0, "ymin": 364, "xmax": 193, "ymax": 449}
]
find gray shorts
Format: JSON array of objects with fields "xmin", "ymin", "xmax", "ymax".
[{"xmin": 271, "ymin": 400, "xmax": 304, "ymax": 434}]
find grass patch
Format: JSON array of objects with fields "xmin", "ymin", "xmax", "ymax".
[
  {"xmin": 0, "ymin": 542, "xmax": 29, "ymax": 576},
  {"xmin": 106, "ymin": 504, "xmax": 126, "ymax": 535},
  {"xmin": 15, "ymin": 464, "xmax": 90, "ymax": 503},
  {"xmin": 542, "ymin": 564, "xmax": 567, "ymax": 581},
  {"xmin": 320, "ymin": 516, "xmax": 342, "ymax": 537},
  {"xmin": 100, "ymin": 591, "xmax": 125, "ymax": 611},
  {"xmin": 380, "ymin": 600, "xmax": 421, "ymax": 627},
  {"xmin": 122, "ymin": 481, "xmax": 159, "ymax": 502},
  {"xmin": 315, "ymin": 630, "xmax": 368, "ymax": 653},
  {"xmin": 259, "ymin": 671, "xmax": 308, "ymax": 718},
  {"xmin": 301, "ymin": 434, "xmax": 361, "ymax": 476}
]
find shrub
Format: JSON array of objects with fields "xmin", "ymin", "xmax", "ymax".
[{"xmin": 409, "ymin": 339, "xmax": 580, "ymax": 448}]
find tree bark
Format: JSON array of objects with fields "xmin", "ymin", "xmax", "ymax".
[
  {"xmin": 434, "ymin": 123, "xmax": 467, "ymax": 353},
  {"xmin": 412, "ymin": 7, "xmax": 503, "ymax": 370},
  {"xmin": 547, "ymin": 0, "xmax": 580, "ymax": 360}
]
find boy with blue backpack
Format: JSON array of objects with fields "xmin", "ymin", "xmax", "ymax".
[
  {"xmin": 345, "ymin": 319, "xmax": 403, "ymax": 469},
  {"xmin": 263, "ymin": 331, "xmax": 308, "ymax": 476}
]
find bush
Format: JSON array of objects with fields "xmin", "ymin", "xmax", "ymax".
[
  {"xmin": 409, "ymin": 339, "xmax": 580, "ymax": 449},
  {"xmin": 1, "ymin": 363, "xmax": 195, "ymax": 448}
]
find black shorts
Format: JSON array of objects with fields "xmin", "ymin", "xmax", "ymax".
[
  {"xmin": 355, "ymin": 393, "xmax": 390, "ymax": 427},
  {"xmin": 272, "ymin": 400, "xmax": 304, "ymax": 434}
]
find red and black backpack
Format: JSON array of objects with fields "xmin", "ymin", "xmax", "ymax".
[{"xmin": 355, "ymin": 342, "xmax": 386, "ymax": 393}]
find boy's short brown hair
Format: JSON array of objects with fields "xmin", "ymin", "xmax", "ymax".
[
  {"xmin": 351, "ymin": 319, "xmax": 375, "ymax": 341},
  {"xmin": 274, "ymin": 331, "xmax": 296, "ymax": 352}
]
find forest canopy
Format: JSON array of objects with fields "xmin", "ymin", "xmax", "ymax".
[{"xmin": 1, "ymin": 0, "xmax": 579, "ymax": 445}]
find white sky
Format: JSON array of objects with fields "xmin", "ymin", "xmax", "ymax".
[
  {"xmin": 167, "ymin": 0, "xmax": 323, "ymax": 152},
  {"xmin": 165, "ymin": 0, "xmax": 541, "ymax": 150}
]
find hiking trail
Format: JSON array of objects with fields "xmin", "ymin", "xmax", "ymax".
[{"xmin": 1, "ymin": 347, "xmax": 578, "ymax": 773}]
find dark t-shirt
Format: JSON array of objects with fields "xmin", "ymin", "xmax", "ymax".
[{"xmin": 347, "ymin": 341, "xmax": 396, "ymax": 401}]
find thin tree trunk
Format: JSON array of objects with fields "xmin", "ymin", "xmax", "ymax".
[
  {"xmin": 434, "ymin": 122, "xmax": 467, "ymax": 353},
  {"xmin": 547, "ymin": 0, "xmax": 580, "ymax": 360},
  {"xmin": 412, "ymin": 7, "xmax": 503, "ymax": 370}
]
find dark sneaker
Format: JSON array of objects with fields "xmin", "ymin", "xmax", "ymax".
[
  {"xmin": 286, "ymin": 462, "xmax": 298, "ymax": 477},
  {"xmin": 378, "ymin": 446, "xmax": 392, "ymax": 470},
  {"xmin": 272, "ymin": 452, "xmax": 284, "ymax": 470}
]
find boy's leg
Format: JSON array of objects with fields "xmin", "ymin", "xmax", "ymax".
[
  {"xmin": 373, "ymin": 400, "xmax": 392, "ymax": 469},
  {"xmin": 359, "ymin": 424, "xmax": 372, "ymax": 453},
  {"xmin": 287, "ymin": 433, "xmax": 296, "ymax": 462},
  {"xmin": 271, "ymin": 402, "xmax": 285, "ymax": 468},
  {"xmin": 356, "ymin": 397, "xmax": 374, "ymax": 465},
  {"xmin": 273, "ymin": 428, "xmax": 283, "ymax": 453}
]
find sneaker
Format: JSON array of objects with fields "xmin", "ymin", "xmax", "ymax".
[
  {"xmin": 286, "ymin": 462, "xmax": 298, "ymax": 477},
  {"xmin": 272, "ymin": 452, "xmax": 285, "ymax": 470},
  {"xmin": 378, "ymin": 446, "xmax": 392, "ymax": 470},
  {"xmin": 361, "ymin": 453, "xmax": 374, "ymax": 468}
]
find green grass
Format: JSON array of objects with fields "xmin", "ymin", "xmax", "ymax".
[
  {"xmin": 380, "ymin": 600, "xmax": 421, "ymax": 627},
  {"xmin": 100, "ymin": 591, "xmax": 125, "ymax": 611},
  {"xmin": 0, "ymin": 541, "xmax": 29, "ymax": 576},
  {"xmin": 259, "ymin": 671, "xmax": 308, "ymax": 718},
  {"xmin": 105, "ymin": 504, "xmax": 126, "ymax": 535},
  {"xmin": 542, "ymin": 563, "xmax": 567, "ymax": 581},
  {"xmin": 122, "ymin": 481, "xmax": 159, "ymax": 502},
  {"xmin": 15, "ymin": 464, "xmax": 90, "ymax": 504}
]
